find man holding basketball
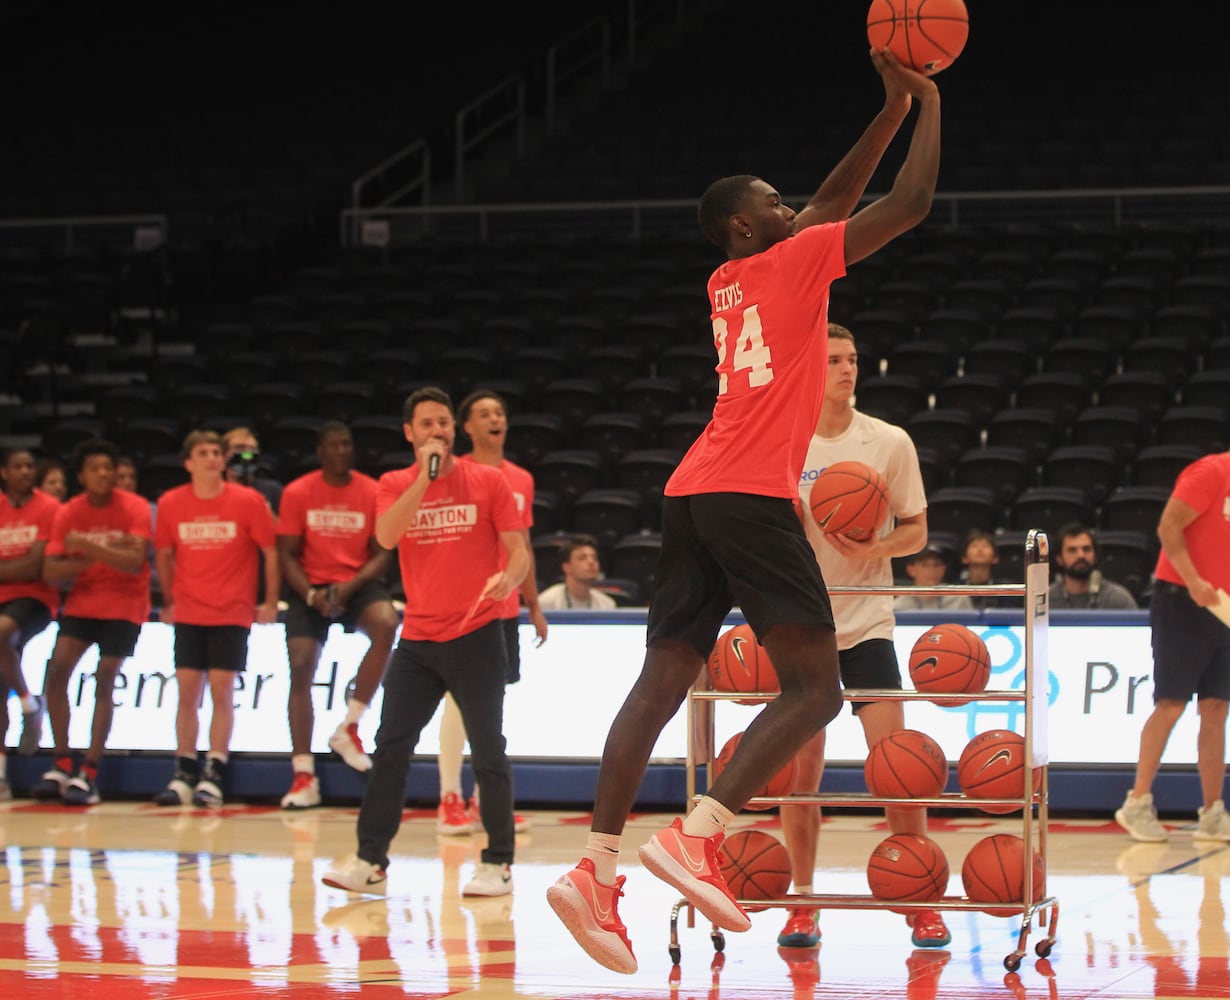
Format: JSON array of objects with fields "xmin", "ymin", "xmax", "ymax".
[
  {"xmin": 548, "ymin": 47, "xmax": 942, "ymax": 974},
  {"xmin": 779, "ymin": 322, "xmax": 950, "ymax": 951}
]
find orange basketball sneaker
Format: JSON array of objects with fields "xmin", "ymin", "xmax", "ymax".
[
  {"xmin": 637, "ymin": 818, "xmax": 752, "ymax": 932},
  {"xmin": 546, "ymin": 858, "xmax": 637, "ymax": 974},
  {"xmin": 777, "ymin": 907, "xmax": 821, "ymax": 948},
  {"xmin": 909, "ymin": 908, "xmax": 952, "ymax": 948}
]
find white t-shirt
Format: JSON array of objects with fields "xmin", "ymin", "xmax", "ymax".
[
  {"xmin": 797, "ymin": 409, "xmax": 927, "ymax": 650},
  {"xmin": 538, "ymin": 582, "xmax": 617, "ymax": 610}
]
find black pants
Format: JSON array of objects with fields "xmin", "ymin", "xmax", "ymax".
[{"xmin": 357, "ymin": 619, "xmax": 514, "ymax": 869}]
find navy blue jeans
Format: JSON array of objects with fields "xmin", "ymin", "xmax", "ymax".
[{"xmin": 357, "ymin": 618, "xmax": 514, "ymax": 868}]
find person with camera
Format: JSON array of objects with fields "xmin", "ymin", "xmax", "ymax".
[{"xmin": 222, "ymin": 427, "xmax": 282, "ymax": 515}]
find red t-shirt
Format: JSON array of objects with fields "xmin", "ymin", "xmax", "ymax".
[
  {"xmin": 378, "ymin": 460, "xmax": 521, "ymax": 642},
  {"xmin": 0, "ymin": 489, "xmax": 62, "ymax": 613},
  {"xmin": 155, "ymin": 482, "xmax": 277, "ymax": 627},
  {"xmin": 666, "ymin": 222, "xmax": 847, "ymax": 500},
  {"xmin": 460, "ymin": 456, "xmax": 534, "ymax": 619},
  {"xmin": 46, "ymin": 488, "xmax": 151, "ymax": 624},
  {"xmin": 1155, "ymin": 451, "xmax": 1230, "ymax": 592},
  {"xmin": 277, "ymin": 469, "xmax": 379, "ymax": 584}
]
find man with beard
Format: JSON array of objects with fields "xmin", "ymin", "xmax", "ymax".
[{"xmin": 1048, "ymin": 523, "xmax": 1137, "ymax": 610}]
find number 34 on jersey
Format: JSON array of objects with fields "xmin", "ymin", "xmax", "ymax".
[{"xmin": 713, "ymin": 301, "xmax": 773, "ymax": 395}]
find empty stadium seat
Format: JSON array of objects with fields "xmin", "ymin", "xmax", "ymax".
[{"xmin": 954, "ymin": 445, "xmax": 1034, "ymax": 508}]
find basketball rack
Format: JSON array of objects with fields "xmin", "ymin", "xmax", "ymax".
[{"xmin": 668, "ymin": 529, "xmax": 1058, "ymax": 973}]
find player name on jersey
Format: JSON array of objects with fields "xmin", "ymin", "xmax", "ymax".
[{"xmin": 409, "ymin": 504, "xmax": 477, "ymax": 536}]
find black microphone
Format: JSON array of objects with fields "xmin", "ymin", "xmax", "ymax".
[{"xmin": 428, "ymin": 453, "xmax": 441, "ymax": 481}]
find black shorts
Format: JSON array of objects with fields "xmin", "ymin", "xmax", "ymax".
[
  {"xmin": 840, "ymin": 637, "xmax": 903, "ymax": 713},
  {"xmin": 174, "ymin": 623, "xmax": 250, "ymax": 672},
  {"xmin": 1149, "ymin": 582, "xmax": 1230, "ymax": 702},
  {"xmin": 284, "ymin": 579, "xmax": 394, "ymax": 643},
  {"xmin": 0, "ymin": 597, "xmax": 54, "ymax": 647},
  {"xmin": 503, "ymin": 616, "xmax": 521, "ymax": 684},
  {"xmin": 647, "ymin": 493, "xmax": 834, "ymax": 659},
  {"xmin": 57, "ymin": 615, "xmax": 141, "ymax": 658}
]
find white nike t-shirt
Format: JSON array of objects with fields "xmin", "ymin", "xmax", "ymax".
[{"xmin": 797, "ymin": 409, "xmax": 927, "ymax": 650}]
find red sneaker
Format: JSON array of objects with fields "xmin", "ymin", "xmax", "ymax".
[
  {"xmin": 909, "ymin": 909, "xmax": 952, "ymax": 948},
  {"xmin": 437, "ymin": 791, "xmax": 471, "ymax": 835},
  {"xmin": 637, "ymin": 817, "xmax": 751, "ymax": 932},
  {"xmin": 466, "ymin": 795, "xmax": 531, "ymax": 833},
  {"xmin": 777, "ymin": 907, "xmax": 821, "ymax": 948},
  {"xmin": 777, "ymin": 946, "xmax": 821, "ymax": 990},
  {"xmin": 546, "ymin": 858, "xmax": 637, "ymax": 974}
]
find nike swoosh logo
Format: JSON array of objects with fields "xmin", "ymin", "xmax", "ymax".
[
  {"xmin": 586, "ymin": 880, "xmax": 613, "ymax": 923},
  {"xmin": 916, "ymin": 655, "xmax": 939, "ymax": 671},
  {"xmin": 730, "ymin": 635, "xmax": 751, "ymax": 669},
  {"xmin": 816, "ymin": 506, "xmax": 838, "ymax": 529},
  {"xmin": 979, "ymin": 748, "xmax": 1014, "ymax": 773},
  {"xmin": 677, "ymin": 834, "xmax": 708, "ymax": 874}
]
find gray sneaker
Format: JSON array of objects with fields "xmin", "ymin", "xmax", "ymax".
[
  {"xmin": 1195, "ymin": 799, "xmax": 1230, "ymax": 843},
  {"xmin": 1115, "ymin": 791, "xmax": 1168, "ymax": 842}
]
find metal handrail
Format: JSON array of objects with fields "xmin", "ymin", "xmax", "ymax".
[
  {"xmin": 454, "ymin": 75, "xmax": 526, "ymax": 203},
  {"xmin": 346, "ymin": 138, "xmax": 432, "ymax": 244},
  {"xmin": 0, "ymin": 213, "xmax": 169, "ymax": 251},
  {"xmin": 546, "ymin": 17, "xmax": 610, "ymax": 134}
]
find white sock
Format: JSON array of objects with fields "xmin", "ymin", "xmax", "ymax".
[
  {"xmin": 343, "ymin": 698, "xmax": 366, "ymax": 727},
  {"xmin": 584, "ymin": 832, "xmax": 622, "ymax": 885},
  {"xmin": 292, "ymin": 754, "xmax": 315, "ymax": 776},
  {"xmin": 794, "ymin": 883, "xmax": 814, "ymax": 895},
  {"xmin": 682, "ymin": 795, "xmax": 735, "ymax": 839},
  {"xmin": 437, "ymin": 693, "xmax": 466, "ymax": 797}
]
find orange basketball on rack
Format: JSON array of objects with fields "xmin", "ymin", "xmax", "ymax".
[
  {"xmin": 707, "ymin": 623, "xmax": 780, "ymax": 705},
  {"xmin": 957, "ymin": 729, "xmax": 1041, "ymax": 815},
  {"xmin": 713, "ymin": 730, "xmax": 798, "ymax": 810},
  {"xmin": 909, "ymin": 623, "xmax": 991, "ymax": 705},
  {"xmin": 867, "ymin": 833, "xmax": 950, "ymax": 911},
  {"xmin": 808, "ymin": 460, "xmax": 890, "ymax": 541},
  {"xmin": 864, "ymin": 729, "xmax": 948, "ymax": 806},
  {"xmin": 718, "ymin": 830, "xmax": 792, "ymax": 912},
  {"xmin": 961, "ymin": 834, "xmax": 1046, "ymax": 917}
]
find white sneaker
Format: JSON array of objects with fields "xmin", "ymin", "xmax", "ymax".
[
  {"xmin": 1195, "ymin": 799, "xmax": 1230, "ymax": 843},
  {"xmin": 281, "ymin": 773, "xmax": 321, "ymax": 809},
  {"xmin": 322, "ymin": 854, "xmax": 387, "ymax": 895},
  {"xmin": 329, "ymin": 723, "xmax": 372, "ymax": 772},
  {"xmin": 1115, "ymin": 791, "xmax": 1168, "ymax": 842},
  {"xmin": 463, "ymin": 861, "xmax": 513, "ymax": 897}
]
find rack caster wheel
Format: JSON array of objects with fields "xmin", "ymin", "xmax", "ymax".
[
  {"xmin": 669, "ymin": 945, "xmax": 681, "ymax": 965},
  {"xmin": 1004, "ymin": 953, "xmax": 1023, "ymax": 972},
  {"xmin": 711, "ymin": 931, "xmax": 725, "ymax": 953},
  {"xmin": 1035, "ymin": 940, "xmax": 1053, "ymax": 958}
]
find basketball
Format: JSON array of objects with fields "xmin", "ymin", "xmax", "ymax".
[
  {"xmin": 908, "ymin": 623, "xmax": 991, "ymax": 705},
  {"xmin": 957, "ymin": 729, "xmax": 1041, "ymax": 815},
  {"xmin": 863, "ymin": 728, "xmax": 948, "ymax": 806},
  {"xmin": 718, "ymin": 830, "xmax": 793, "ymax": 911},
  {"xmin": 713, "ymin": 730, "xmax": 798, "ymax": 810},
  {"xmin": 866, "ymin": 0, "xmax": 969, "ymax": 76},
  {"xmin": 961, "ymin": 834, "xmax": 1047, "ymax": 917},
  {"xmin": 707, "ymin": 623, "xmax": 780, "ymax": 704},
  {"xmin": 808, "ymin": 460, "xmax": 890, "ymax": 541},
  {"xmin": 866, "ymin": 833, "xmax": 950, "ymax": 911}
]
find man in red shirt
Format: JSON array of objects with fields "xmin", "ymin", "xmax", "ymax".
[
  {"xmin": 0, "ymin": 447, "xmax": 60, "ymax": 797},
  {"xmin": 547, "ymin": 48, "xmax": 942, "ymax": 974},
  {"xmin": 276, "ymin": 420, "xmax": 398, "ymax": 809},
  {"xmin": 1116, "ymin": 448, "xmax": 1230, "ymax": 844},
  {"xmin": 435, "ymin": 389, "xmax": 547, "ymax": 834},
  {"xmin": 322, "ymin": 387, "xmax": 528, "ymax": 900},
  {"xmin": 152, "ymin": 430, "xmax": 279, "ymax": 808},
  {"xmin": 34, "ymin": 439, "xmax": 151, "ymax": 806}
]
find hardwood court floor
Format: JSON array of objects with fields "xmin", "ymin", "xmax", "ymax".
[{"xmin": 0, "ymin": 799, "xmax": 1227, "ymax": 999}]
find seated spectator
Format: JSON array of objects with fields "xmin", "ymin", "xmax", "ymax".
[
  {"xmin": 959, "ymin": 528, "xmax": 1017, "ymax": 609},
  {"xmin": 538, "ymin": 534, "xmax": 617, "ymax": 611},
  {"xmin": 1049, "ymin": 523, "xmax": 1137, "ymax": 610},
  {"xmin": 894, "ymin": 542, "xmax": 973, "ymax": 611},
  {"xmin": 35, "ymin": 458, "xmax": 67, "ymax": 502}
]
